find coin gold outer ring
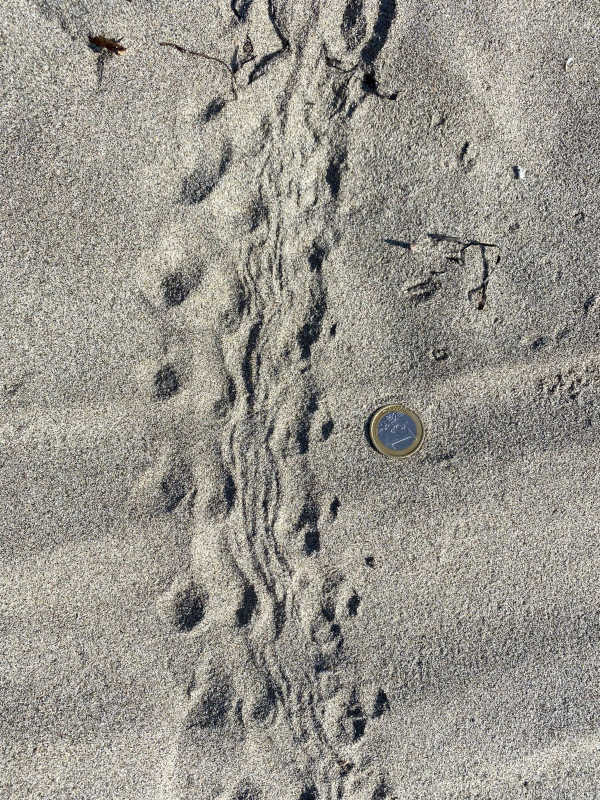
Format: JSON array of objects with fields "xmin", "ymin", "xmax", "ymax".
[{"xmin": 369, "ymin": 404, "xmax": 425, "ymax": 458}]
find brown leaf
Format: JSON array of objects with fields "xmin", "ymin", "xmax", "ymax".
[{"xmin": 88, "ymin": 34, "xmax": 126, "ymax": 55}]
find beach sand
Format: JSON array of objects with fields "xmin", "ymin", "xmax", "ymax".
[{"xmin": 2, "ymin": 0, "xmax": 600, "ymax": 797}]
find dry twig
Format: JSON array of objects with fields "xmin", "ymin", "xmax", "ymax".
[{"xmin": 159, "ymin": 38, "xmax": 255, "ymax": 99}]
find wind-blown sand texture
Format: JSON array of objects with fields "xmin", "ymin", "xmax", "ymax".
[{"xmin": 2, "ymin": 0, "xmax": 600, "ymax": 798}]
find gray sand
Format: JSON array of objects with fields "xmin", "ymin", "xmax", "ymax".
[{"xmin": 2, "ymin": 0, "xmax": 600, "ymax": 798}]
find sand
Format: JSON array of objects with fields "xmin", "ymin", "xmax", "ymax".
[{"xmin": 2, "ymin": 0, "xmax": 600, "ymax": 798}]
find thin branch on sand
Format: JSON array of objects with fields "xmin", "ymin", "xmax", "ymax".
[{"xmin": 159, "ymin": 39, "xmax": 255, "ymax": 100}]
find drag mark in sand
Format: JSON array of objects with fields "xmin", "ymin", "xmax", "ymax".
[{"xmin": 146, "ymin": 2, "xmax": 399, "ymax": 797}]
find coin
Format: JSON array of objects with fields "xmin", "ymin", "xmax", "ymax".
[{"xmin": 369, "ymin": 404, "xmax": 424, "ymax": 457}]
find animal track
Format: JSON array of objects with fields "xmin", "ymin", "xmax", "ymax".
[
  {"xmin": 298, "ymin": 570, "xmax": 348, "ymax": 679},
  {"xmin": 223, "ymin": 469, "xmax": 237, "ymax": 512},
  {"xmin": 326, "ymin": 148, "xmax": 347, "ymax": 200},
  {"xmin": 296, "ymin": 416, "xmax": 311, "ymax": 454},
  {"xmin": 149, "ymin": 4, "xmax": 403, "ymax": 791},
  {"xmin": 181, "ymin": 144, "xmax": 232, "ymax": 205},
  {"xmin": 321, "ymin": 596, "xmax": 335, "ymax": 625},
  {"xmin": 162, "ymin": 271, "xmax": 190, "ymax": 306},
  {"xmin": 308, "ymin": 242, "xmax": 328, "ymax": 273},
  {"xmin": 321, "ymin": 418, "xmax": 334, "ymax": 440},
  {"xmin": 425, "ymin": 449, "xmax": 456, "ymax": 465},
  {"xmin": 181, "ymin": 166, "xmax": 217, "ymax": 205},
  {"xmin": 212, "ymin": 374, "xmax": 238, "ymax": 419},
  {"xmin": 327, "ymin": 74, "xmax": 356, "ymax": 121},
  {"xmin": 321, "ymin": 572, "xmax": 344, "ymax": 623},
  {"xmin": 538, "ymin": 363, "xmax": 599, "ymax": 402},
  {"xmin": 458, "ymin": 140, "xmax": 476, "ymax": 172},
  {"xmin": 241, "ymin": 320, "xmax": 262, "ymax": 403},
  {"xmin": 397, "ymin": 234, "xmax": 500, "ymax": 312},
  {"xmin": 347, "ymin": 592, "xmax": 361, "ymax": 616},
  {"xmin": 154, "ymin": 364, "xmax": 180, "ymax": 400},
  {"xmin": 201, "ymin": 96, "xmax": 227, "ymax": 122},
  {"xmin": 250, "ymin": 678, "xmax": 278, "ymax": 722},
  {"xmin": 372, "ymin": 689, "xmax": 390, "ymax": 718},
  {"xmin": 304, "ymin": 529, "xmax": 320, "ymax": 556},
  {"xmin": 186, "ymin": 682, "xmax": 233, "ymax": 729},
  {"xmin": 159, "ymin": 575, "xmax": 208, "ymax": 633},
  {"xmin": 161, "ymin": 467, "xmax": 193, "ymax": 513},
  {"xmin": 236, "ymin": 583, "xmax": 258, "ymax": 628},
  {"xmin": 233, "ymin": 781, "xmax": 262, "ymax": 800},
  {"xmin": 372, "ymin": 778, "xmax": 393, "ymax": 799},
  {"xmin": 248, "ymin": 201, "xmax": 268, "ymax": 232},
  {"xmin": 295, "ymin": 495, "xmax": 321, "ymax": 556},
  {"xmin": 329, "ymin": 496, "xmax": 340, "ymax": 519},
  {"xmin": 297, "ymin": 288, "xmax": 327, "ymax": 360},
  {"xmin": 531, "ymin": 335, "xmax": 551, "ymax": 351},
  {"xmin": 346, "ymin": 688, "xmax": 367, "ymax": 741},
  {"xmin": 341, "ymin": 0, "xmax": 367, "ymax": 51},
  {"xmin": 405, "ymin": 277, "xmax": 440, "ymax": 304},
  {"xmin": 231, "ymin": 0, "xmax": 254, "ymax": 22}
]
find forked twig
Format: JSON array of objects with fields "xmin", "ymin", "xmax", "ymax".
[
  {"xmin": 159, "ymin": 39, "xmax": 255, "ymax": 99},
  {"xmin": 160, "ymin": 41, "xmax": 237, "ymax": 97},
  {"xmin": 159, "ymin": 41, "xmax": 231, "ymax": 71}
]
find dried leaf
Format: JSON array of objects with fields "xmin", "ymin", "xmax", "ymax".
[{"xmin": 88, "ymin": 34, "xmax": 126, "ymax": 55}]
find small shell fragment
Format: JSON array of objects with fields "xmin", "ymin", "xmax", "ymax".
[{"xmin": 565, "ymin": 57, "xmax": 574, "ymax": 71}]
